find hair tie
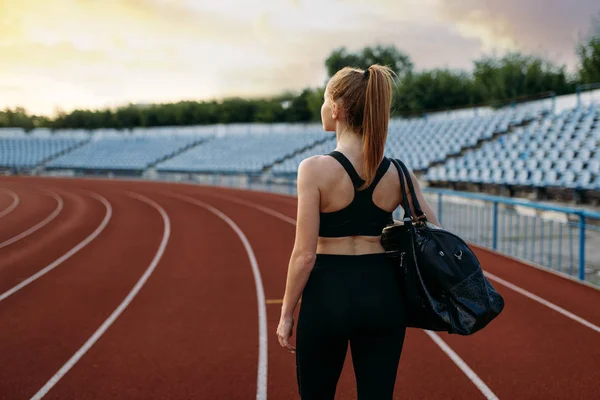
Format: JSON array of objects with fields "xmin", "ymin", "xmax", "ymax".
[{"xmin": 363, "ymin": 69, "xmax": 370, "ymax": 80}]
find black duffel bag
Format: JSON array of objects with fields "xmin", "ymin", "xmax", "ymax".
[{"xmin": 381, "ymin": 158, "xmax": 505, "ymax": 335}]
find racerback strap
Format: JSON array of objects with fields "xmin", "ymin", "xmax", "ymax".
[
  {"xmin": 327, "ymin": 151, "xmax": 390, "ymax": 191},
  {"xmin": 369, "ymin": 157, "xmax": 391, "ymax": 190},
  {"xmin": 328, "ymin": 151, "xmax": 365, "ymax": 188}
]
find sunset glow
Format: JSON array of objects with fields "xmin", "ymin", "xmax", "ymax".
[{"xmin": 1, "ymin": 0, "xmax": 597, "ymax": 115}]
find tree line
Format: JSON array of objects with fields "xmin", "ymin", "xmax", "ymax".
[{"xmin": 1, "ymin": 28, "xmax": 599, "ymax": 131}]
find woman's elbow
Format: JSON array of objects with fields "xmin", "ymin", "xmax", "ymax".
[{"xmin": 293, "ymin": 251, "xmax": 316, "ymax": 269}]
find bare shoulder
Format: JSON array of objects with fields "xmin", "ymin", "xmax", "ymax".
[
  {"xmin": 383, "ymin": 159, "xmax": 419, "ymax": 186},
  {"xmin": 407, "ymin": 168, "xmax": 423, "ymax": 189},
  {"xmin": 380, "ymin": 157, "xmax": 400, "ymax": 184},
  {"xmin": 298, "ymin": 155, "xmax": 332, "ymax": 180}
]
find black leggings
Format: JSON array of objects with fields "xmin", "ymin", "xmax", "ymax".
[{"xmin": 295, "ymin": 253, "xmax": 406, "ymax": 400}]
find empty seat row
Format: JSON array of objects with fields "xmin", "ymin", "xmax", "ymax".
[
  {"xmin": 0, "ymin": 137, "xmax": 85, "ymax": 169},
  {"xmin": 425, "ymin": 104, "xmax": 600, "ymax": 190},
  {"xmin": 47, "ymin": 135, "xmax": 202, "ymax": 170},
  {"xmin": 156, "ymin": 130, "xmax": 332, "ymax": 173}
]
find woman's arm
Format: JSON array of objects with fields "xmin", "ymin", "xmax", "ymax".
[
  {"xmin": 277, "ymin": 157, "xmax": 320, "ymax": 351},
  {"xmin": 408, "ymin": 169, "xmax": 442, "ymax": 228},
  {"xmin": 391, "ymin": 167, "xmax": 441, "ymax": 228}
]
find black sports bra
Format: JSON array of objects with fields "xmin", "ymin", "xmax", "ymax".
[{"xmin": 318, "ymin": 151, "xmax": 394, "ymax": 238}]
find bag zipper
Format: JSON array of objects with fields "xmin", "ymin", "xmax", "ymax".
[{"xmin": 400, "ymin": 252, "xmax": 406, "ymax": 267}]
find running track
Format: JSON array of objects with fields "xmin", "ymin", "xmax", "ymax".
[{"xmin": 0, "ymin": 176, "xmax": 598, "ymax": 400}]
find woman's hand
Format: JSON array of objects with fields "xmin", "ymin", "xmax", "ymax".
[{"xmin": 276, "ymin": 315, "xmax": 296, "ymax": 353}]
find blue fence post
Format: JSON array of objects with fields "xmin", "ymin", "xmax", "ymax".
[
  {"xmin": 437, "ymin": 192, "xmax": 443, "ymax": 225},
  {"xmin": 540, "ymin": 220, "xmax": 545, "ymax": 266},
  {"xmin": 558, "ymin": 222, "xmax": 563, "ymax": 272},
  {"xmin": 569, "ymin": 223, "xmax": 574, "ymax": 276},
  {"xmin": 579, "ymin": 214, "xmax": 586, "ymax": 281},
  {"xmin": 492, "ymin": 202, "xmax": 499, "ymax": 250}
]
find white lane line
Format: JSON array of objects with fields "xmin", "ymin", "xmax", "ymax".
[
  {"xmin": 196, "ymin": 191, "xmax": 496, "ymax": 399},
  {"xmin": 484, "ymin": 271, "xmax": 600, "ymax": 334},
  {"xmin": 424, "ymin": 331, "xmax": 499, "ymax": 400},
  {"xmin": 196, "ymin": 191, "xmax": 297, "ymax": 226},
  {"xmin": 217, "ymin": 190, "xmax": 600, "ymax": 334},
  {"xmin": 0, "ymin": 188, "xmax": 20, "ymax": 219},
  {"xmin": 167, "ymin": 192, "xmax": 268, "ymax": 400},
  {"xmin": 30, "ymin": 192, "xmax": 170, "ymax": 400},
  {"xmin": 0, "ymin": 192, "xmax": 112, "ymax": 303},
  {"xmin": 0, "ymin": 190, "xmax": 64, "ymax": 249}
]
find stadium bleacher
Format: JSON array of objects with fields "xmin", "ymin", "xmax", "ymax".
[
  {"xmin": 1, "ymin": 101, "xmax": 598, "ymax": 197},
  {"xmin": 425, "ymin": 104, "xmax": 600, "ymax": 190},
  {"xmin": 384, "ymin": 108, "xmax": 542, "ymax": 171},
  {"xmin": 271, "ymin": 138, "xmax": 336, "ymax": 175},
  {"xmin": 156, "ymin": 128, "xmax": 331, "ymax": 174},
  {"xmin": 46, "ymin": 133, "xmax": 205, "ymax": 171},
  {"xmin": 272, "ymin": 108, "xmax": 542, "ymax": 176},
  {"xmin": 0, "ymin": 135, "xmax": 87, "ymax": 170}
]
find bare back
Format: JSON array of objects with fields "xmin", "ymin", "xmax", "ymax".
[{"xmin": 313, "ymin": 152, "xmax": 404, "ymax": 255}]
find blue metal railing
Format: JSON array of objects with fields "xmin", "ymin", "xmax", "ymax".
[
  {"xmin": 155, "ymin": 171, "xmax": 600, "ymax": 288},
  {"xmin": 421, "ymin": 188, "xmax": 600, "ymax": 286},
  {"xmin": 576, "ymin": 82, "xmax": 600, "ymax": 109}
]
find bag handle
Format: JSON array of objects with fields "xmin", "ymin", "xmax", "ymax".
[
  {"xmin": 390, "ymin": 158, "xmax": 414, "ymax": 224},
  {"xmin": 393, "ymin": 159, "xmax": 428, "ymax": 223}
]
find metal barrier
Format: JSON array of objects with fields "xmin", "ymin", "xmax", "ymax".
[
  {"xmin": 422, "ymin": 189, "xmax": 600, "ymax": 287},
  {"xmin": 157, "ymin": 171, "xmax": 600, "ymax": 287}
]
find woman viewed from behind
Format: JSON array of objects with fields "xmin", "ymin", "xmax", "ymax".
[{"xmin": 276, "ymin": 64, "xmax": 440, "ymax": 399}]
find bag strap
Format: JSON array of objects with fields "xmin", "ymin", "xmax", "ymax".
[
  {"xmin": 390, "ymin": 158, "xmax": 413, "ymax": 223},
  {"xmin": 395, "ymin": 159, "xmax": 427, "ymax": 222}
]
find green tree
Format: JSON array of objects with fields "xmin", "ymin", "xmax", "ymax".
[
  {"xmin": 473, "ymin": 52, "xmax": 571, "ymax": 104},
  {"xmin": 577, "ymin": 37, "xmax": 600, "ymax": 84},
  {"xmin": 394, "ymin": 69, "xmax": 480, "ymax": 115},
  {"xmin": 254, "ymin": 99, "xmax": 286, "ymax": 123},
  {"xmin": 0, "ymin": 107, "xmax": 35, "ymax": 131},
  {"xmin": 305, "ymin": 87, "xmax": 325, "ymax": 122},
  {"xmin": 286, "ymin": 89, "xmax": 312, "ymax": 122},
  {"xmin": 325, "ymin": 44, "xmax": 413, "ymax": 78}
]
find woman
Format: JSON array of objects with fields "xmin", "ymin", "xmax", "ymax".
[{"xmin": 276, "ymin": 64, "xmax": 441, "ymax": 399}]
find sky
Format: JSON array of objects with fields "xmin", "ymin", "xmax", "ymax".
[{"xmin": 1, "ymin": 0, "xmax": 599, "ymax": 116}]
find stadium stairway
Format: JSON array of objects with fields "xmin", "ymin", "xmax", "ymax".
[
  {"xmin": 146, "ymin": 136, "xmax": 211, "ymax": 169},
  {"xmin": 265, "ymin": 109, "xmax": 544, "ymax": 181},
  {"xmin": 262, "ymin": 134, "xmax": 336, "ymax": 174},
  {"xmin": 424, "ymin": 104, "xmax": 600, "ymax": 203},
  {"xmin": 417, "ymin": 111, "xmax": 542, "ymax": 175},
  {"xmin": 35, "ymin": 137, "xmax": 92, "ymax": 173}
]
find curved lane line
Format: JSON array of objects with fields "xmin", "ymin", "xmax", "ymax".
[
  {"xmin": 167, "ymin": 192, "xmax": 268, "ymax": 400},
  {"xmin": 424, "ymin": 330, "xmax": 498, "ymax": 399},
  {"xmin": 0, "ymin": 189, "xmax": 20, "ymax": 219},
  {"xmin": 484, "ymin": 271, "xmax": 600, "ymax": 333},
  {"xmin": 0, "ymin": 190, "xmax": 64, "ymax": 249},
  {"xmin": 208, "ymin": 190, "xmax": 600, "ymax": 332},
  {"xmin": 192, "ymin": 191, "xmax": 297, "ymax": 226},
  {"xmin": 30, "ymin": 191, "xmax": 171, "ymax": 400},
  {"xmin": 0, "ymin": 192, "xmax": 112, "ymax": 303},
  {"xmin": 189, "ymin": 190, "xmax": 497, "ymax": 400}
]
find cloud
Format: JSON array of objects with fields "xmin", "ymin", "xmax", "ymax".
[
  {"xmin": 0, "ymin": 0, "xmax": 270, "ymax": 114},
  {"xmin": 437, "ymin": 0, "xmax": 600, "ymax": 67},
  {"xmin": 2, "ymin": 0, "xmax": 596, "ymax": 115},
  {"xmin": 343, "ymin": 0, "xmax": 600, "ymax": 68}
]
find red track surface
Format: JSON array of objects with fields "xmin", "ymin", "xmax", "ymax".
[{"xmin": 0, "ymin": 176, "xmax": 598, "ymax": 400}]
